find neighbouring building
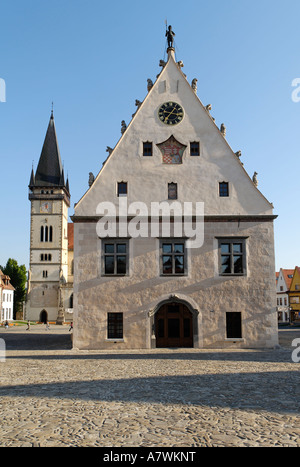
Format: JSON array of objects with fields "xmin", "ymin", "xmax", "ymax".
[
  {"xmin": 288, "ymin": 266, "xmax": 300, "ymax": 322},
  {"xmin": 0, "ymin": 270, "xmax": 15, "ymax": 322},
  {"xmin": 72, "ymin": 33, "xmax": 278, "ymax": 350},
  {"xmin": 276, "ymin": 268, "xmax": 294, "ymax": 323},
  {"xmin": 26, "ymin": 111, "xmax": 74, "ymax": 324}
]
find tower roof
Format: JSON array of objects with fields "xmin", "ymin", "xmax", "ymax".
[{"xmin": 32, "ymin": 112, "xmax": 65, "ymax": 188}]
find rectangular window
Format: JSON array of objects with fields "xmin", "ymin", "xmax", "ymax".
[
  {"xmin": 161, "ymin": 240, "xmax": 186, "ymax": 275},
  {"xmin": 117, "ymin": 182, "xmax": 127, "ymax": 197},
  {"xmin": 291, "ymin": 297, "xmax": 300, "ymax": 304},
  {"xmin": 107, "ymin": 313, "xmax": 123, "ymax": 339},
  {"xmin": 143, "ymin": 142, "xmax": 153, "ymax": 156},
  {"xmin": 219, "ymin": 182, "xmax": 229, "ymax": 197},
  {"xmin": 168, "ymin": 183, "xmax": 178, "ymax": 200},
  {"xmin": 226, "ymin": 312, "xmax": 242, "ymax": 338},
  {"xmin": 103, "ymin": 240, "xmax": 129, "ymax": 275},
  {"xmin": 218, "ymin": 238, "xmax": 246, "ymax": 275},
  {"xmin": 190, "ymin": 142, "xmax": 200, "ymax": 156}
]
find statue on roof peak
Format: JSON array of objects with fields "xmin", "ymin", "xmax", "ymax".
[{"xmin": 166, "ymin": 25, "xmax": 175, "ymax": 48}]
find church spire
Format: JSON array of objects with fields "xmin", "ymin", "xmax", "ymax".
[{"xmin": 32, "ymin": 111, "xmax": 66, "ymax": 188}]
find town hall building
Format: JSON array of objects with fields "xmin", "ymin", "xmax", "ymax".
[{"xmin": 72, "ymin": 31, "xmax": 278, "ymax": 350}]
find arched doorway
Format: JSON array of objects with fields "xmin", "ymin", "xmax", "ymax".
[
  {"xmin": 155, "ymin": 302, "xmax": 194, "ymax": 348},
  {"xmin": 40, "ymin": 310, "xmax": 48, "ymax": 324}
]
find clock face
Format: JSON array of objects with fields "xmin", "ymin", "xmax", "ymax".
[
  {"xmin": 40, "ymin": 201, "xmax": 52, "ymax": 214},
  {"xmin": 158, "ymin": 102, "xmax": 184, "ymax": 125}
]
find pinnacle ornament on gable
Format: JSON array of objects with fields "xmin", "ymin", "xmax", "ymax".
[
  {"xmin": 191, "ymin": 79, "xmax": 198, "ymax": 94},
  {"xmin": 147, "ymin": 79, "xmax": 153, "ymax": 92},
  {"xmin": 88, "ymin": 172, "xmax": 95, "ymax": 188},
  {"xmin": 220, "ymin": 123, "xmax": 226, "ymax": 138},
  {"xmin": 121, "ymin": 120, "xmax": 127, "ymax": 135},
  {"xmin": 252, "ymin": 172, "xmax": 258, "ymax": 187},
  {"xmin": 132, "ymin": 99, "xmax": 142, "ymax": 118}
]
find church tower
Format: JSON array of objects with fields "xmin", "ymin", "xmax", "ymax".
[{"xmin": 26, "ymin": 111, "xmax": 72, "ymax": 324}]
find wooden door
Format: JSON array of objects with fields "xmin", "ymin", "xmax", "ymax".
[{"xmin": 155, "ymin": 303, "xmax": 193, "ymax": 348}]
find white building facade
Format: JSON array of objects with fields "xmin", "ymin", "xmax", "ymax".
[
  {"xmin": 0, "ymin": 270, "xmax": 15, "ymax": 322},
  {"xmin": 72, "ymin": 43, "xmax": 278, "ymax": 350},
  {"xmin": 276, "ymin": 269, "xmax": 293, "ymax": 323}
]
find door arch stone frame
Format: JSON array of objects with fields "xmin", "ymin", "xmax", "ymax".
[{"xmin": 147, "ymin": 293, "xmax": 203, "ymax": 349}]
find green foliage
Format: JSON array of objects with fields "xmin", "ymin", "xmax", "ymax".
[{"xmin": 0, "ymin": 258, "xmax": 27, "ymax": 318}]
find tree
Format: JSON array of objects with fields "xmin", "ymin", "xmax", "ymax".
[{"xmin": 0, "ymin": 259, "xmax": 27, "ymax": 319}]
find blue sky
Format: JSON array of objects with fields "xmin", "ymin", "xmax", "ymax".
[{"xmin": 0, "ymin": 0, "xmax": 299, "ymax": 271}]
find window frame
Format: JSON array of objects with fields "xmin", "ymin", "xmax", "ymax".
[
  {"xmin": 190, "ymin": 141, "xmax": 200, "ymax": 156},
  {"xmin": 226, "ymin": 312, "xmax": 242, "ymax": 339},
  {"xmin": 217, "ymin": 237, "xmax": 247, "ymax": 276},
  {"xmin": 160, "ymin": 239, "xmax": 187, "ymax": 276},
  {"xmin": 117, "ymin": 181, "xmax": 128, "ymax": 197},
  {"xmin": 143, "ymin": 141, "xmax": 153, "ymax": 157},
  {"xmin": 102, "ymin": 239, "xmax": 129, "ymax": 276},
  {"xmin": 168, "ymin": 182, "xmax": 178, "ymax": 200},
  {"xmin": 107, "ymin": 312, "xmax": 124, "ymax": 340},
  {"xmin": 219, "ymin": 181, "xmax": 229, "ymax": 198}
]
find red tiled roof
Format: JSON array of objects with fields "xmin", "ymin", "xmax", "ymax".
[
  {"xmin": 0, "ymin": 269, "xmax": 15, "ymax": 290},
  {"xmin": 68, "ymin": 223, "xmax": 74, "ymax": 251},
  {"xmin": 282, "ymin": 269, "xmax": 295, "ymax": 290}
]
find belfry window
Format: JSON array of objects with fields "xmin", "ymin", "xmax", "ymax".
[{"xmin": 40, "ymin": 225, "xmax": 53, "ymax": 242}]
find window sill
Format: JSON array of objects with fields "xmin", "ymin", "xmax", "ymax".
[
  {"xmin": 219, "ymin": 274, "xmax": 246, "ymax": 277},
  {"xmin": 225, "ymin": 338, "xmax": 244, "ymax": 342},
  {"xmin": 105, "ymin": 339, "xmax": 124, "ymax": 342},
  {"xmin": 102, "ymin": 274, "xmax": 128, "ymax": 277},
  {"xmin": 160, "ymin": 274, "xmax": 187, "ymax": 277}
]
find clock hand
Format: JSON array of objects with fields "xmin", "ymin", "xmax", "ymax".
[{"xmin": 165, "ymin": 108, "xmax": 177, "ymax": 121}]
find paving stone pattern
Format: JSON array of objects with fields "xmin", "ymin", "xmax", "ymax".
[{"xmin": 0, "ymin": 326, "xmax": 299, "ymax": 447}]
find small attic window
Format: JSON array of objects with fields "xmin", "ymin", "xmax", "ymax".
[
  {"xmin": 219, "ymin": 182, "xmax": 229, "ymax": 197},
  {"xmin": 190, "ymin": 142, "xmax": 200, "ymax": 156},
  {"xmin": 117, "ymin": 182, "xmax": 127, "ymax": 197},
  {"xmin": 143, "ymin": 142, "xmax": 153, "ymax": 156}
]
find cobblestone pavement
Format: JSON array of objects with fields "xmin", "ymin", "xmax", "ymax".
[{"xmin": 0, "ymin": 325, "xmax": 299, "ymax": 447}]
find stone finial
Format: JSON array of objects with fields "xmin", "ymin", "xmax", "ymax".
[
  {"xmin": 88, "ymin": 172, "xmax": 95, "ymax": 187},
  {"xmin": 252, "ymin": 172, "xmax": 258, "ymax": 187},
  {"xmin": 132, "ymin": 100, "xmax": 142, "ymax": 118},
  {"xmin": 147, "ymin": 79, "xmax": 153, "ymax": 92},
  {"xmin": 121, "ymin": 120, "xmax": 127, "ymax": 135},
  {"xmin": 106, "ymin": 146, "xmax": 113, "ymax": 155},
  {"xmin": 191, "ymin": 78, "xmax": 198, "ymax": 93},
  {"xmin": 220, "ymin": 123, "xmax": 226, "ymax": 137}
]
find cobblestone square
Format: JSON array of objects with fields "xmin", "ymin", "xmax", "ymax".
[{"xmin": 0, "ymin": 325, "xmax": 299, "ymax": 447}]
